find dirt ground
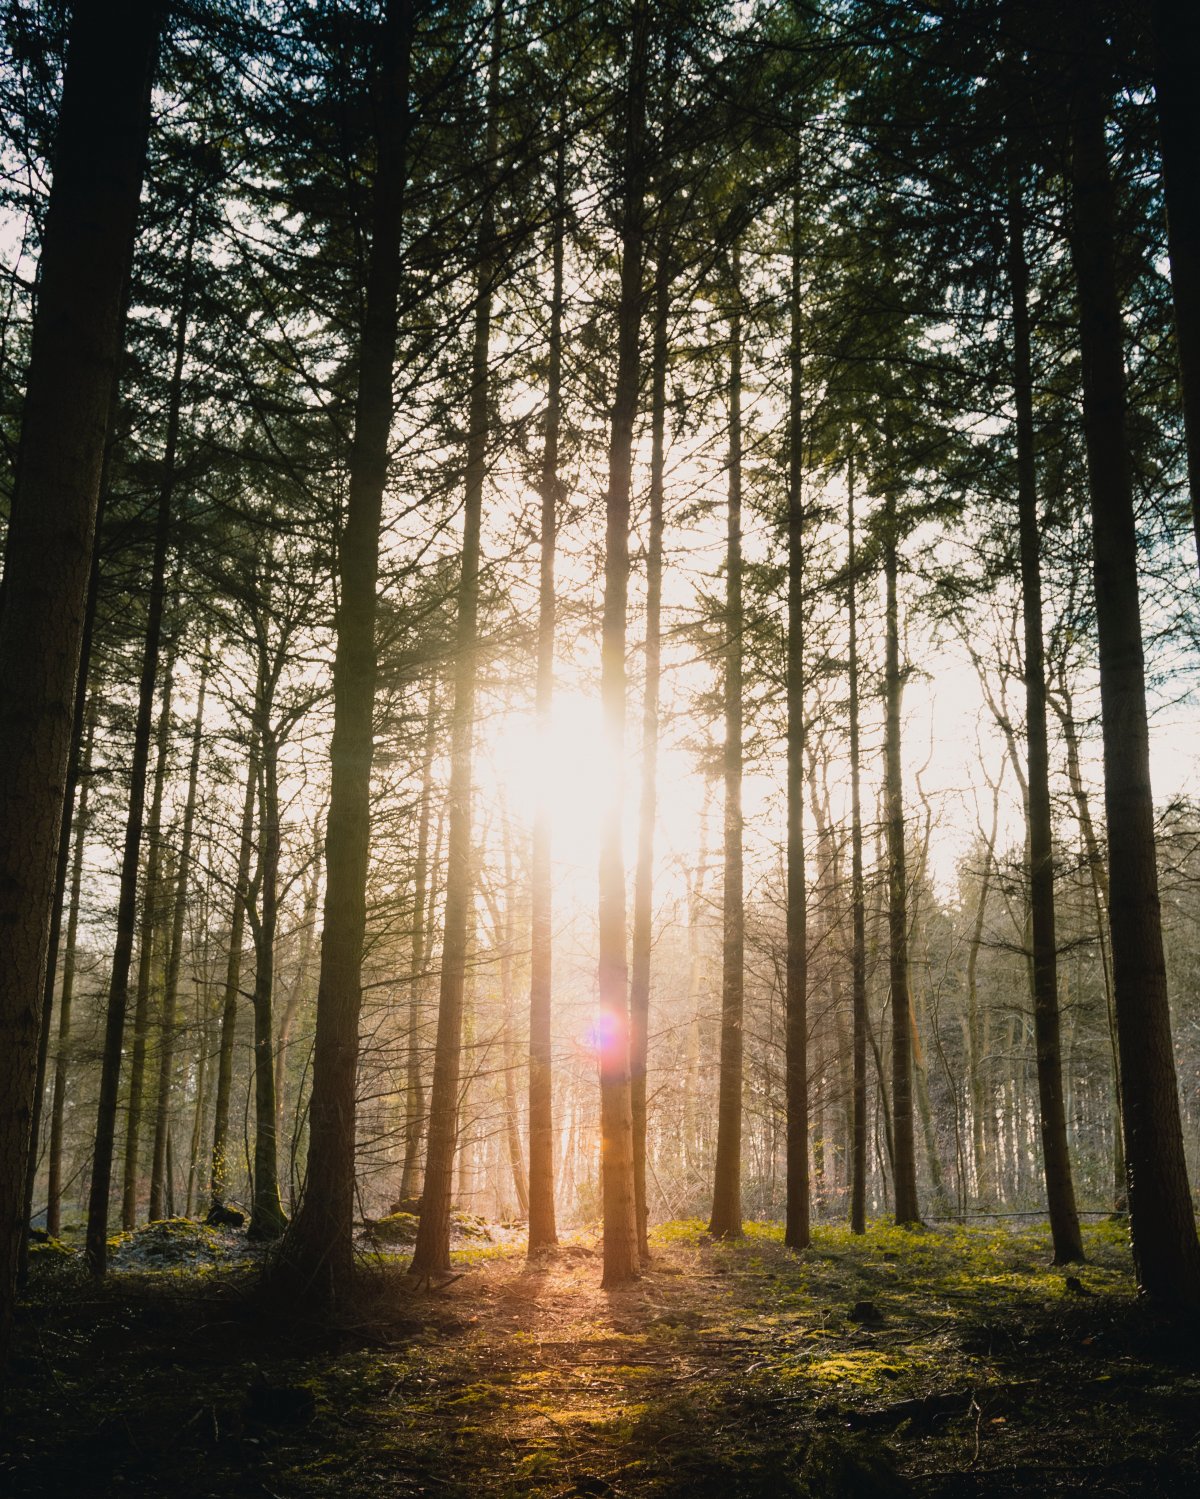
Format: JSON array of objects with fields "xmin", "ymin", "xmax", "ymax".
[{"xmin": 3, "ymin": 1218, "xmax": 1198, "ymax": 1496}]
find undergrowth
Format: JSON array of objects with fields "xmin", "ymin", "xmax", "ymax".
[{"xmin": 2, "ymin": 1218, "xmax": 1197, "ymax": 1497}]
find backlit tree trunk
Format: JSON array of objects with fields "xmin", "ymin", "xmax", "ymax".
[
  {"xmin": 1151, "ymin": 0, "xmax": 1200, "ymax": 576},
  {"xmin": 596, "ymin": 0, "xmax": 649, "ymax": 1288},
  {"xmin": 399, "ymin": 676, "xmax": 437, "ymax": 1205},
  {"xmin": 210, "ymin": 746, "xmax": 258, "ymax": 1209},
  {"xmin": 89, "ymin": 186, "xmax": 198, "ymax": 1265},
  {"xmin": 122, "ymin": 624, "xmax": 180, "ymax": 1228},
  {"xmin": 709, "ymin": 251, "xmax": 744, "ymax": 1243},
  {"xmin": 784, "ymin": 198, "xmax": 809, "ymax": 1251},
  {"xmin": 847, "ymin": 461, "xmax": 868, "ymax": 1236},
  {"xmin": 527, "ymin": 135, "xmax": 566, "ymax": 1255},
  {"xmin": 248, "ymin": 724, "xmax": 288, "ymax": 1239},
  {"xmin": 1007, "ymin": 154, "xmax": 1083, "ymax": 1265},
  {"xmin": 409, "ymin": 0, "xmax": 501, "ymax": 1281},
  {"xmin": 0, "ymin": 0, "xmax": 158, "ymax": 1330},
  {"xmin": 45, "ymin": 704, "xmax": 97, "ymax": 1240},
  {"xmin": 882, "ymin": 483, "xmax": 920, "ymax": 1226},
  {"xmin": 279, "ymin": 0, "xmax": 412, "ymax": 1301},
  {"xmin": 630, "ymin": 220, "xmax": 669, "ymax": 1259},
  {"xmin": 1066, "ymin": 2, "xmax": 1200, "ymax": 1303},
  {"xmin": 148, "ymin": 650, "xmax": 209, "ymax": 1222}
]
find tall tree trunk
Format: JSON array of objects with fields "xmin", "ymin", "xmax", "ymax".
[
  {"xmin": 882, "ymin": 483, "xmax": 920, "ymax": 1226},
  {"xmin": 279, "ymin": 0, "xmax": 412, "ymax": 1300},
  {"xmin": 1050, "ymin": 678, "xmax": 1125, "ymax": 1209},
  {"xmin": 45, "ymin": 705, "xmax": 97, "ymax": 1239},
  {"xmin": 409, "ymin": 0, "xmax": 501, "ymax": 1280},
  {"xmin": 248, "ymin": 726, "xmax": 287, "ymax": 1240},
  {"xmin": 399, "ymin": 677, "xmax": 437, "ymax": 1204},
  {"xmin": 210, "ymin": 745, "xmax": 258, "ymax": 1208},
  {"xmin": 122, "ymin": 626, "xmax": 179, "ymax": 1228},
  {"xmin": 497, "ymin": 832, "xmax": 529, "ymax": 1218},
  {"xmin": 596, "ymin": 0, "xmax": 649, "ymax": 1288},
  {"xmin": 89, "ymin": 189, "xmax": 200, "ymax": 1268},
  {"xmin": 275, "ymin": 827, "xmax": 321, "ymax": 1153},
  {"xmin": 847, "ymin": 461, "xmax": 868, "ymax": 1235},
  {"xmin": 1066, "ymin": 1, "xmax": 1200, "ymax": 1303},
  {"xmin": 630, "ymin": 218, "xmax": 669, "ymax": 1259},
  {"xmin": 148, "ymin": 649, "xmax": 208, "ymax": 1221},
  {"xmin": 1150, "ymin": 0, "xmax": 1200, "ymax": 576},
  {"xmin": 527, "ymin": 135, "xmax": 566, "ymax": 1255},
  {"xmin": 784, "ymin": 197, "xmax": 809, "ymax": 1250},
  {"xmin": 1007, "ymin": 154, "xmax": 1084, "ymax": 1264},
  {"xmin": 965, "ymin": 783, "xmax": 999, "ymax": 1205},
  {"xmin": 0, "ymin": 0, "xmax": 158, "ymax": 1337},
  {"xmin": 21, "ymin": 433, "xmax": 113, "ymax": 1279},
  {"xmin": 709, "ymin": 250, "xmax": 744, "ymax": 1242}
]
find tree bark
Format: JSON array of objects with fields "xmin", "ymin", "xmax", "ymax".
[
  {"xmin": 709, "ymin": 249, "xmax": 744, "ymax": 1242},
  {"xmin": 45, "ymin": 704, "xmax": 98, "ymax": 1240},
  {"xmin": 784, "ymin": 197, "xmax": 809, "ymax": 1251},
  {"xmin": 596, "ymin": 0, "xmax": 649, "ymax": 1288},
  {"xmin": 409, "ymin": 0, "xmax": 501, "ymax": 1281},
  {"xmin": 399, "ymin": 677, "xmax": 437, "ymax": 1204},
  {"xmin": 847, "ymin": 461, "xmax": 868, "ymax": 1235},
  {"xmin": 210, "ymin": 745, "xmax": 258, "ymax": 1208},
  {"xmin": 275, "ymin": 827, "xmax": 321, "ymax": 1157},
  {"xmin": 0, "ymin": 2, "xmax": 158, "ymax": 1313},
  {"xmin": 630, "ymin": 217, "xmax": 669, "ymax": 1259},
  {"xmin": 279, "ymin": 0, "xmax": 412, "ymax": 1300},
  {"xmin": 148, "ymin": 649, "xmax": 208, "ymax": 1221},
  {"xmin": 1066, "ymin": 2, "xmax": 1200, "ymax": 1303},
  {"xmin": 965, "ymin": 783, "xmax": 999, "ymax": 1206},
  {"xmin": 882, "ymin": 482, "xmax": 920, "ymax": 1226},
  {"xmin": 1007, "ymin": 154, "xmax": 1083, "ymax": 1264},
  {"xmin": 0, "ymin": 1, "xmax": 158, "ymax": 1319},
  {"xmin": 1150, "ymin": 0, "xmax": 1200, "ymax": 577},
  {"xmin": 20, "ymin": 433, "xmax": 113, "ymax": 1279},
  {"xmin": 527, "ymin": 135, "xmax": 566, "ymax": 1255},
  {"xmin": 247, "ymin": 724, "xmax": 288, "ymax": 1239},
  {"xmin": 121, "ymin": 628, "xmax": 178, "ymax": 1229}
]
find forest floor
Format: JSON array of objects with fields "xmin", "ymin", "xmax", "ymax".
[{"xmin": 3, "ymin": 1217, "xmax": 1199, "ymax": 1497}]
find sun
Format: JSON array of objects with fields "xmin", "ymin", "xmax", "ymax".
[{"xmin": 486, "ymin": 689, "xmax": 612, "ymax": 881}]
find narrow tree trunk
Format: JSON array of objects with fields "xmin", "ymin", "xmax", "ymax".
[
  {"xmin": 965, "ymin": 784, "xmax": 999, "ymax": 1205},
  {"xmin": 1150, "ymin": 0, "xmax": 1200, "ymax": 576},
  {"xmin": 710, "ymin": 250, "xmax": 744, "ymax": 1243},
  {"xmin": 1008, "ymin": 154, "xmax": 1084, "ymax": 1264},
  {"xmin": 1050, "ymin": 677, "xmax": 1124, "ymax": 1208},
  {"xmin": 847, "ymin": 462, "xmax": 869, "ymax": 1235},
  {"xmin": 594, "ymin": 1, "xmax": 649, "ymax": 1290},
  {"xmin": 409, "ymin": 0, "xmax": 500, "ymax": 1281},
  {"xmin": 527, "ymin": 136, "xmax": 566, "ymax": 1254},
  {"xmin": 21, "ymin": 444, "xmax": 112, "ymax": 1278},
  {"xmin": 148, "ymin": 649, "xmax": 208, "ymax": 1221},
  {"xmin": 399, "ymin": 677, "xmax": 437, "ymax": 1204},
  {"xmin": 88, "ymin": 181, "xmax": 199, "ymax": 1267},
  {"xmin": 275, "ymin": 829, "xmax": 321, "ymax": 1152},
  {"xmin": 784, "ymin": 198, "xmax": 809, "ymax": 1251},
  {"xmin": 210, "ymin": 745, "xmax": 257, "ymax": 1208},
  {"xmin": 0, "ymin": 0, "xmax": 158, "ymax": 1337},
  {"xmin": 248, "ymin": 726, "xmax": 288, "ymax": 1240},
  {"xmin": 1066, "ymin": 2, "xmax": 1200, "ymax": 1302},
  {"xmin": 882, "ymin": 483, "xmax": 920, "ymax": 1226},
  {"xmin": 497, "ymin": 838, "xmax": 529, "ymax": 1217},
  {"xmin": 122, "ymin": 628, "xmax": 179, "ymax": 1228},
  {"xmin": 279, "ymin": 0, "xmax": 412, "ymax": 1300},
  {"xmin": 630, "ymin": 218, "xmax": 669, "ymax": 1259},
  {"xmin": 45, "ymin": 705, "xmax": 97, "ymax": 1239}
]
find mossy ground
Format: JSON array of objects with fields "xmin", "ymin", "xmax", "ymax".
[{"xmin": 3, "ymin": 1219, "xmax": 1198, "ymax": 1496}]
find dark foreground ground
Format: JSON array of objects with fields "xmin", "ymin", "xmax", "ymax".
[{"xmin": 2, "ymin": 1218, "xmax": 1198, "ymax": 1497}]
